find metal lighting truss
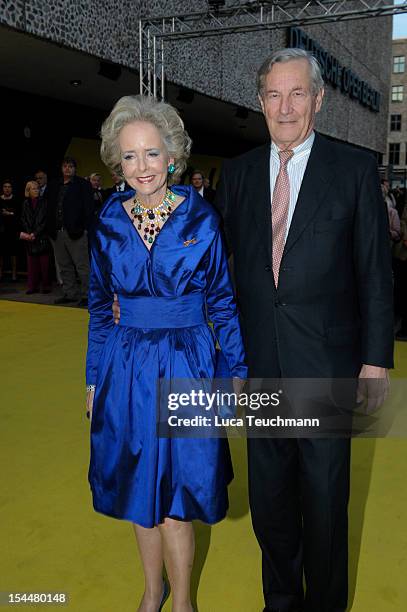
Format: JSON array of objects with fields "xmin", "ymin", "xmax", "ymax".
[{"xmin": 139, "ymin": 0, "xmax": 407, "ymax": 99}]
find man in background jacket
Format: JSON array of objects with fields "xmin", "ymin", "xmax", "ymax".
[{"xmin": 46, "ymin": 156, "xmax": 94, "ymax": 306}]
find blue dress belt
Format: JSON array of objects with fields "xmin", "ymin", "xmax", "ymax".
[{"xmin": 117, "ymin": 293, "xmax": 207, "ymax": 328}]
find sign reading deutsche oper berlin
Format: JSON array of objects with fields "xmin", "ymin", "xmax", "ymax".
[{"xmin": 289, "ymin": 27, "xmax": 381, "ymax": 112}]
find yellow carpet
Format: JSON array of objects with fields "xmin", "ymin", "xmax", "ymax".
[{"xmin": 1, "ymin": 301, "xmax": 406, "ymax": 611}]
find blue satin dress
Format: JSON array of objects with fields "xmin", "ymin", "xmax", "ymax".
[{"xmin": 86, "ymin": 185, "xmax": 247, "ymax": 528}]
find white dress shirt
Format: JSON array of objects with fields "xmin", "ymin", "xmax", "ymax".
[{"xmin": 269, "ymin": 131, "xmax": 315, "ymax": 239}]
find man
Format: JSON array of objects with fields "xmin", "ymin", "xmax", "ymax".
[
  {"xmin": 215, "ymin": 48, "xmax": 393, "ymax": 612},
  {"xmin": 88, "ymin": 172, "xmax": 104, "ymax": 214},
  {"xmin": 46, "ymin": 156, "xmax": 94, "ymax": 306},
  {"xmin": 190, "ymin": 170, "xmax": 216, "ymax": 203},
  {"xmin": 103, "ymin": 170, "xmax": 131, "ymax": 201},
  {"xmin": 35, "ymin": 170, "xmax": 48, "ymax": 197}
]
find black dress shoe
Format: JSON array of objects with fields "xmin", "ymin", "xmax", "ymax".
[
  {"xmin": 263, "ymin": 608, "xmax": 302, "ymax": 612},
  {"xmin": 26, "ymin": 289, "xmax": 38, "ymax": 295},
  {"xmin": 54, "ymin": 296, "xmax": 76, "ymax": 305},
  {"xmin": 396, "ymin": 328, "xmax": 407, "ymax": 341}
]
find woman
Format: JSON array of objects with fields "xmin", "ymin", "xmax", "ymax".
[
  {"xmin": 0, "ymin": 180, "xmax": 19, "ymax": 281},
  {"xmin": 86, "ymin": 95, "xmax": 246, "ymax": 612},
  {"xmin": 20, "ymin": 180, "xmax": 51, "ymax": 294}
]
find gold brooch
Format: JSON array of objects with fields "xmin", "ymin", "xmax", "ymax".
[{"xmin": 183, "ymin": 238, "xmax": 197, "ymax": 247}]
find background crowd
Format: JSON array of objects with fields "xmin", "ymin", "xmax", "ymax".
[
  {"xmin": 0, "ymin": 163, "xmax": 214, "ymax": 309},
  {"xmin": 0, "ymin": 161, "xmax": 406, "ymax": 340}
]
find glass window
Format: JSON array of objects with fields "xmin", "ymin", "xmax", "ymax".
[
  {"xmin": 390, "ymin": 114, "xmax": 402, "ymax": 131},
  {"xmin": 392, "ymin": 85, "xmax": 404, "ymax": 102},
  {"xmin": 389, "ymin": 143, "xmax": 400, "ymax": 165},
  {"xmin": 393, "ymin": 56, "xmax": 405, "ymax": 73}
]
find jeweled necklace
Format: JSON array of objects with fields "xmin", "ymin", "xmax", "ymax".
[{"xmin": 131, "ymin": 188, "xmax": 176, "ymax": 244}]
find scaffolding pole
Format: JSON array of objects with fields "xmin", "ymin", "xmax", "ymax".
[{"xmin": 139, "ymin": 0, "xmax": 407, "ymax": 98}]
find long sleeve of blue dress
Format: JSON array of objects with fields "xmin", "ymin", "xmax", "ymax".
[
  {"xmin": 86, "ymin": 234, "xmax": 114, "ymax": 386},
  {"xmin": 205, "ymin": 228, "xmax": 247, "ymax": 379}
]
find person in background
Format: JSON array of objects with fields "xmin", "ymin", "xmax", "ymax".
[
  {"xmin": 88, "ymin": 173, "xmax": 104, "ymax": 214},
  {"xmin": 35, "ymin": 170, "xmax": 48, "ymax": 197},
  {"xmin": 382, "ymin": 181, "xmax": 401, "ymax": 243},
  {"xmin": 0, "ymin": 179, "xmax": 19, "ymax": 281},
  {"xmin": 103, "ymin": 169, "xmax": 131, "ymax": 200},
  {"xmin": 393, "ymin": 201, "xmax": 407, "ymax": 341},
  {"xmin": 20, "ymin": 180, "xmax": 51, "ymax": 294},
  {"xmin": 190, "ymin": 170, "xmax": 216, "ymax": 203},
  {"xmin": 46, "ymin": 157, "xmax": 94, "ymax": 307}
]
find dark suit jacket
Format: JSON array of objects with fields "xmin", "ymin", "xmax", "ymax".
[
  {"xmin": 103, "ymin": 181, "xmax": 132, "ymax": 202},
  {"xmin": 21, "ymin": 197, "xmax": 50, "ymax": 255},
  {"xmin": 215, "ymin": 132, "xmax": 394, "ymax": 378},
  {"xmin": 203, "ymin": 187, "xmax": 216, "ymax": 204},
  {"xmin": 46, "ymin": 175, "xmax": 94, "ymax": 240}
]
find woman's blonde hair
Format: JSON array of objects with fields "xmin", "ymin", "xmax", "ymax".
[
  {"xmin": 25, "ymin": 180, "xmax": 39, "ymax": 198},
  {"xmin": 100, "ymin": 95, "xmax": 192, "ymax": 184}
]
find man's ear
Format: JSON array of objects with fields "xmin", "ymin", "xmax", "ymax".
[
  {"xmin": 258, "ymin": 93, "xmax": 265, "ymax": 114},
  {"xmin": 315, "ymin": 87, "xmax": 325, "ymax": 114}
]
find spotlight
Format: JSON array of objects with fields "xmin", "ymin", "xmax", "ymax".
[
  {"xmin": 176, "ymin": 88, "xmax": 195, "ymax": 104},
  {"xmin": 235, "ymin": 106, "xmax": 249, "ymax": 120},
  {"xmin": 70, "ymin": 79, "xmax": 82, "ymax": 87},
  {"xmin": 98, "ymin": 61, "xmax": 122, "ymax": 81}
]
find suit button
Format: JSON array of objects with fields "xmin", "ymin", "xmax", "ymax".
[{"xmin": 265, "ymin": 265, "xmax": 271, "ymax": 272}]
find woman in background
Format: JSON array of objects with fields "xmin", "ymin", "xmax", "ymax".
[
  {"xmin": 0, "ymin": 179, "xmax": 19, "ymax": 281},
  {"xmin": 20, "ymin": 180, "xmax": 51, "ymax": 294}
]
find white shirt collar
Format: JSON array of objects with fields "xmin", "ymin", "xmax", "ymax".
[{"xmin": 270, "ymin": 131, "xmax": 315, "ymax": 163}]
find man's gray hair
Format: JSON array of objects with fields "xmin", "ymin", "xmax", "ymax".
[{"xmin": 257, "ymin": 48, "xmax": 324, "ymax": 97}]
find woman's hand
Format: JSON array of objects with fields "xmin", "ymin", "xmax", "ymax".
[
  {"xmin": 86, "ymin": 387, "xmax": 95, "ymax": 421},
  {"xmin": 112, "ymin": 293, "xmax": 120, "ymax": 324}
]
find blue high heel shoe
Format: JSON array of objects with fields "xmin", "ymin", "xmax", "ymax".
[{"xmin": 158, "ymin": 579, "xmax": 170, "ymax": 611}]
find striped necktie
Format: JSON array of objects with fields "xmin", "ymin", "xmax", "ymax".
[{"xmin": 272, "ymin": 149, "xmax": 294, "ymax": 286}]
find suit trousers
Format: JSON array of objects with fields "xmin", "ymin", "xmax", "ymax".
[
  {"xmin": 248, "ymin": 437, "xmax": 350, "ymax": 612},
  {"xmin": 51, "ymin": 230, "xmax": 89, "ymax": 299}
]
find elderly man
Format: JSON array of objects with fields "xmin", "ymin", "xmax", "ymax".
[{"xmin": 215, "ymin": 48, "xmax": 393, "ymax": 612}]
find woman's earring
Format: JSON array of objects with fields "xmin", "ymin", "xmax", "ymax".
[{"xmin": 168, "ymin": 163, "xmax": 176, "ymax": 175}]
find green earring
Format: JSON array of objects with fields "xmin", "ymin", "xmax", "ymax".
[{"xmin": 168, "ymin": 163, "xmax": 176, "ymax": 174}]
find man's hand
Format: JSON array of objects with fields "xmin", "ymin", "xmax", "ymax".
[
  {"xmin": 233, "ymin": 377, "xmax": 246, "ymax": 397},
  {"xmin": 112, "ymin": 293, "xmax": 120, "ymax": 324},
  {"xmin": 357, "ymin": 364, "xmax": 389, "ymax": 414}
]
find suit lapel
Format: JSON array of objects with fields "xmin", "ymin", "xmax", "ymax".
[
  {"xmin": 284, "ymin": 133, "xmax": 336, "ymax": 257},
  {"xmin": 247, "ymin": 145, "xmax": 272, "ymax": 260}
]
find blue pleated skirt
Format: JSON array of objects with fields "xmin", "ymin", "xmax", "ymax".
[{"xmin": 89, "ymin": 323, "xmax": 233, "ymax": 528}]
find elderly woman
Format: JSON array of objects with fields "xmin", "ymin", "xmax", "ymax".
[
  {"xmin": 20, "ymin": 181, "xmax": 51, "ymax": 294},
  {"xmin": 86, "ymin": 95, "xmax": 246, "ymax": 612}
]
